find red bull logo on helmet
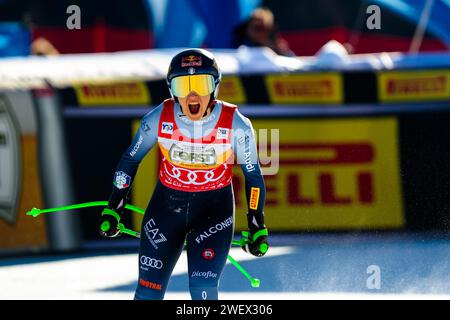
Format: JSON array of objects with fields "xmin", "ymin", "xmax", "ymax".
[{"xmin": 181, "ymin": 55, "xmax": 202, "ymax": 67}]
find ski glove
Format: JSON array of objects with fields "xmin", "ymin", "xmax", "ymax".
[
  {"xmin": 241, "ymin": 211, "xmax": 269, "ymax": 257},
  {"xmin": 242, "ymin": 227, "xmax": 269, "ymax": 257}
]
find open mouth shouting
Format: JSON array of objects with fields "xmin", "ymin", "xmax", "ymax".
[
  {"xmin": 179, "ymin": 92, "xmax": 211, "ymax": 121},
  {"xmin": 188, "ymin": 102, "xmax": 201, "ymax": 115}
]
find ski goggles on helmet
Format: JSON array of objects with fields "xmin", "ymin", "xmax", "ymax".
[{"xmin": 170, "ymin": 74, "xmax": 216, "ymax": 98}]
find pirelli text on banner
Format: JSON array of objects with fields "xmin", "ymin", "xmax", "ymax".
[
  {"xmin": 265, "ymin": 73, "xmax": 343, "ymax": 104},
  {"xmin": 378, "ymin": 70, "xmax": 450, "ymax": 102},
  {"xmin": 233, "ymin": 118, "xmax": 404, "ymax": 231},
  {"xmin": 75, "ymin": 81, "xmax": 151, "ymax": 106}
]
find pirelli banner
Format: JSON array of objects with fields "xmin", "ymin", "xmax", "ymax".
[
  {"xmin": 73, "ymin": 81, "xmax": 152, "ymax": 106},
  {"xmin": 234, "ymin": 118, "xmax": 404, "ymax": 231},
  {"xmin": 61, "ymin": 74, "xmax": 345, "ymax": 106},
  {"xmin": 264, "ymin": 73, "xmax": 343, "ymax": 104},
  {"xmin": 129, "ymin": 117, "xmax": 404, "ymax": 232},
  {"xmin": 377, "ymin": 70, "xmax": 450, "ymax": 103},
  {"xmin": 59, "ymin": 69, "xmax": 450, "ymax": 106}
]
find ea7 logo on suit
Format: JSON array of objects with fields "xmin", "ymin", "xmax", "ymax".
[{"xmin": 144, "ymin": 219, "xmax": 167, "ymax": 249}]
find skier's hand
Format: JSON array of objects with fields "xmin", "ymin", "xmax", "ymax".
[
  {"xmin": 99, "ymin": 208, "xmax": 121, "ymax": 238},
  {"xmin": 242, "ymin": 211, "xmax": 268, "ymax": 257},
  {"xmin": 242, "ymin": 227, "xmax": 269, "ymax": 257}
]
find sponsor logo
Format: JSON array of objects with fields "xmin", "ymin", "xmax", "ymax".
[
  {"xmin": 244, "ymin": 151, "xmax": 255, "ymax": 172},
  {"xmin": 265, "ymin": 73, "xmax": 343, "ymax": 104},
  {"xmin": 202, "ymin": 248, "xmax": 215, "ymax": 260},
  {"xmin": 181, "ymin": 55, "xmax": 202, "ymax": 67},
  {"xmin": 141, "ymin": 120, "xmax": 151, "ymax": 134},
  {"xmin": 191, "ymin": 270, "xmax": 217, "ymax": 279},
  {"xmin": 129, "ymin": 134, "xmax": 143, "ymax": 157},
  {"xmin": 378, "ymin": 71, "xmax": 450, "ymax": 102},
  {"xmin": 249, "ymin": 187, "xmax": 260, "ymax": 210},
  {"xmin": 169, "ymin": 144, "xmax": 216, "ymax": 165},
  {"xmin": 387, "ymin": 76, "xmax": 446, "ymax": 94},
  {"xmin": 195, "ymin": 217, "xmax": 233, "ymax": 244},
  {"xmin": 232, "ymin": 118, "xmax": 404, "ymax": 230},
  {"xmin": 139, "ymin": 278, "xmax": 162, "ymax": 291},
  {"xmin": 188, "ymin": 67, "xmax": 195, "ymax": 75},
  {"xmin": 0, "ymin": 96, "xmax": 21, "ymax": 224},
  {"xmin": 144, "ymin": 219, "xmax": 167, "ymax": 249},
  {"xmin": 114, "ymin": 171, "xmax": 131, "ymax": 189},
  {"xmin": 161, "ymin": 122, "xmax": 173, "ymax": 134},
  {"xmin": 275, "ymin": 79, "xmax": 333, "ymax": 96},
  {"xmin": 162, "ymin": 161, "xmax": 229, "ymax": 187},
  {"xmin": 75, "ymin": 82, "xmax": 150, "ymax": 105},
  {"xmin": 140, "ymin": 256, "xmax": 163, "ymax": 270},
  {"xmin": 235, "ymin": 133, "xmax": 249, "ymax": 149},
  {"xmin": 216, "ymin": 127, "xmax": 229, "ymax": 140}
]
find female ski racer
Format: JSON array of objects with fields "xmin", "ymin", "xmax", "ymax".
[{"xmin": 98, "ymin": 48, "xmax": 268, "ymax": 300}]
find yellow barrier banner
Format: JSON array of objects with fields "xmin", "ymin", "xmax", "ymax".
[
  {"xmin": 233, "ymin": 118, "xmax": 404, "ymax": 230},
  {"xmin": 265, "ymin": 73, "xmax": 343, "ymax": 104},
  {"xmin": 217, "ymin": 76, "xmax": 246, "ymax": 104},
  {"xmin": 75, "ymin": 81, "xmax": 151, "ymax": 106},
  {"xmin": 378, "ymin": 70, "xmax": 450, "ymax": 102}
]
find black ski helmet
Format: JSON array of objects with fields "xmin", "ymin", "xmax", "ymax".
[{"xmin": 166, "ymin": 48, "xmax": 222, "ymax": 103}]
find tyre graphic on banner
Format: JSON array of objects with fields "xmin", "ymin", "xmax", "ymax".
[{"xmin": 0, "ymin": 95, "xmax": 21, "ymax": 224}]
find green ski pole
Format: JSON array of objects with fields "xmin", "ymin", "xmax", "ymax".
[
  {"xmin": 27, "ymin": 201, "xmax": 144, "ymax": 217},
  {"xmin": 226, "ymin": 253, "xmax": 260, "ymax": 288},
  {"xmin": 27, "ymin": 201, "xmax": 261, "ymax": 288}
]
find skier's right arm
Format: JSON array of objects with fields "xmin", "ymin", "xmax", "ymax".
[
  {"xmin": 108, "ymin": 104, "xmax": 162, "ymax": 210},
  {"xmin": 100, "ymin": 104, "xmax": 162, "ymax": 237}
]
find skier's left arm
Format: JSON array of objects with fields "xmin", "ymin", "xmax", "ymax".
[{"xmin": 232, "ymin": 110, "xmax": 268, "ymax": 257}]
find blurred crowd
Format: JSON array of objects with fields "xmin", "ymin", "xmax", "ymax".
[
  {"xmin": 27, "ymin": 6, "xmax": 294, "ymax": 57},
  {"xmin": 0, "ymin": 0, "xmax": 449, "ymax": 58},
  {"xmin": 232, "ymin": 7, "xmax": 295, "ymax": 57}
]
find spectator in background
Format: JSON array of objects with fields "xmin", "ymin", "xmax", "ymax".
[
  {"xmin": 232, "ymin": 7, "xmax": 295, "ymax": 57},
  {"xmin": 31, "ymin": 37, "xmax": 59, "ymax": 56}
]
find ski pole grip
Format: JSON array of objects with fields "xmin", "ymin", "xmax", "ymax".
[
  {"xmin": 101, "ymin": 208, "xmax": 120, "ymax": 221},
  {"xmin": 251, "ymin": 228, "xmax": 268, "ymax": 241}
]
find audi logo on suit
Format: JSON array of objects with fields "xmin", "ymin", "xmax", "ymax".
[{"xmin": 140, "ymin": 256, "xmax": 163, "ymax": 269}]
